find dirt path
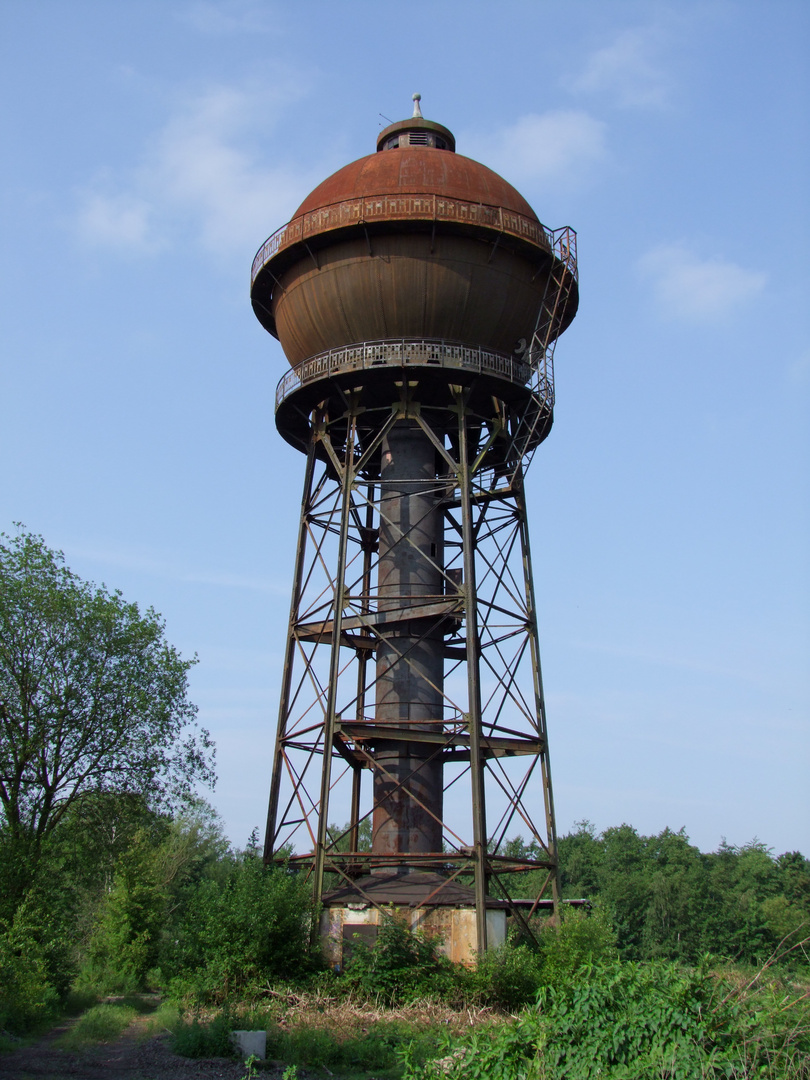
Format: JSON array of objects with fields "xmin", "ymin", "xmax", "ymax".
[{"xmin": 0, "ymin": 1011, "xmax": 289, "ymax": 1080}]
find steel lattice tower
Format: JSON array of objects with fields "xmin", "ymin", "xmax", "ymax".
[{"xmin": 252, "ymin": 98, "xmax": 578, "ymax": 958}]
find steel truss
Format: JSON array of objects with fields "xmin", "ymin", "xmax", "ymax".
[{"xmin": 265, "ymin": 372, "xmax": 561, "ymax": 949}]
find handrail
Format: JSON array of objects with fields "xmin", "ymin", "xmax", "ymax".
[
  {"xmin": 275, "ymin": 338, "xmax": 550, "ymax": 411},
  {"xmin": 251, "ymin": 194, "xmax": 576, "ymax": 286}
]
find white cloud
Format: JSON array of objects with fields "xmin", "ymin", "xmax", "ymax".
[
  {"xmin": 637, "ymin": 244, "xmax": 767, "ymax": 322},
  {"xmin": 178, "ymin": 0, "xmax": 277, "ymax": 36},
  {"xmin": 464, "ymin": 110, "xmax": 608, "ymax": 189},
  {"xmin": 76, "ymin": 191, "xmax": 158, "ymax": 252},
  {"xmin": 570, "ymin": 26, "xmax": 672, "ymax": 109},
  {"xmin": 74, "ymin": 81, "xmax": 319, "ymax": 259}
]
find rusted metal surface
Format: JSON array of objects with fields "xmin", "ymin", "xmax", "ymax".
[
  {"xmin": 258, "ymin": 110, "xmax": 578, "ymax": 957},
  {"xmin": 376, "ymin": 116, "xmax": 456, "ymax": 152},
  {"xmin": 323, "ymin": 871, "xmax": 505, "ymax": 908},
  {"xmin": 294, "ymin": 147, "xmax": 538, "ymax": 221},
  {"xmin": 274, "ymin": 339, "xmax": 533, "ymax": 412},
  {"xmin": 372, "ymin": 423, "xmax": 445, "ymax": 856},
  {"xmin": 266, "ymin": 234, "xmax": 566, "ymax": 368},
  {"xmin": 263, "ymin": 382, "xmax": 564, "ymax": 944},
  {"xmin": 251, "ymin": 191, "xmax": 549, "ymax": 286},
  {"xmin": 318, "ymin": 872, "xmax": 509, "ymax": 966}
]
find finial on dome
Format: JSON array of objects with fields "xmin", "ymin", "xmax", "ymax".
[{"xmin": 412, "ymin": 93, "xmax": 423, "ymax": 119}]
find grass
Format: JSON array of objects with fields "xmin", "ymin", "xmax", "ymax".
[
  {"xmin": 59, "ymin": 1002, "xmax": 138, "ymax": 1049},
  {"xmin": 168, "ymin": 989, "xmax": 499, "ymax": 1075},
  {"xmin": 138, "ymin": 999, "xmax": 181, "ymax": 1038},
  {"xmin": 165, "ymin": 964, "xmax": 810, "ymax": 1079},
  {"xmin": 56, "ymin": 991, "xmax": 165, "ymax": 1050}
]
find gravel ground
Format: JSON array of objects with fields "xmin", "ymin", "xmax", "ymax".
[{"xmin": 0, "ymin": 1016, "xmax": 296, "ymax": 1080}]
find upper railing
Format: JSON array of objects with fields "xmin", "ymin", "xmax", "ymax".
[
  {"xmin": 275, "ymin": 339, "xmax": 539, "ymax": 411},
  {"xmin": 252, "ymin": 194, "xmax": 576, "ymax": 286}
]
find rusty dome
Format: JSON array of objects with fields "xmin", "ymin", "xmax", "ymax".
[
  {"xmin": 251, "ymin": 105, "xmax": 577, "ymax": 369},
  {"xmin": 293, "ymin": 146, "xmax": 537, "ymax": 221}
]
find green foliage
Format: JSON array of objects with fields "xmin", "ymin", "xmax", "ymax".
[
  {"xmin": 83, "ymin": 830, "xmax": 167, "ymax": 992},
  {"xmin": 267, "ymin": 1019, "xmax": 440, "ymax": 1072},
  {"xmin": 401, "ymin": 959, "xmax": 810, "ymax": 1079},
  {"xmin": 0, "ymin": 528, "xmax": 214, "ymax": 911},
  {"xmin": 537, "ymin": 905, "xmax": 618, "ymax": 985},
  {"xmin": 556, "ymin": 822, "xmax": 810, "ymax": 968},
  {"xmin": 400, "ymin": 1016, "xmax": 535, "ymax": 1080},
  {"xmin": 343, "ymin": 913, "xmax": 455, "ymax": 1004},
  {"xmin": 0, "ymin": 914, "xmax": 60, "ymax": 1034},
  {"xmin": 59, "ymin": 1003, "xmax": 137, "ymax": 1049},
  {"xmin": 471, "ymin": 942, "xmax": 543, "ymax": 1011},
  {"xmin": 165, "ymin": 849, "xmax": 315, "ymax": 1000},
  {"xmin": 171, "ymin": 1005, "xmax": 441, "ymax": 1074},
  {"xmin": 534, "ymin": 961, "xmax": 729, "ymax": 1078},
  {"xmin": 1, "ymin": 879, "xmax": 78, "ymax": 1001},
  {"xmin": 171, "ymin": 1010, "xmax": 237, "ymax": 1057}
]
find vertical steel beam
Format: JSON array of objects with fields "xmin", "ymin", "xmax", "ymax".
[
  {"xmin": 264, "ymin": 438, "xmax": 317, "ymax": 862},
  {"xmin": 312, "ymin": 409, "xmax": 358, "ymax": 914},
  {"xmin": 455, "ymin": 388, "xmax": 488, "ymax": 952},
  {"xmin": 514, "ymin": 468, "xmax": 560, "ymax": 916}
]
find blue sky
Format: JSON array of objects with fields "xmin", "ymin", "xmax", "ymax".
[{"xmin": 2, "ymin": 0, "xmax": 808, "ymax": 856}]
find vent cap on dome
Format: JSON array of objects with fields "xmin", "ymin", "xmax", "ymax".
[{"xmin": 377, "ymin": 94, "xmax": 455, "ymax": 153}]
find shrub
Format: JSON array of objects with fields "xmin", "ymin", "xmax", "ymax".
[
  {"xmin": 343, "ymin": 913, "xmax": 455, "ymax": 1004},
  {"xmin": 537, "ymin": 904, "xmax": 617, "ymax": 985},
  {"xmin": 472, "ymin": 942, "xmax": 542, "ymax": 1011},
  {"xmin": 82, "ymin": 829, "xmax": 167, "ymax": 993},
  {"xmin": 0, "ymin": 921, "xmax": 60, "ymax": 1034},
  {"xmin": 400, "ymin": 958, "xmax": 810, "ymax": 1079},
  {"xmin": 165, "ymin": 853, "xmax": 315, "ymax": 1000}
]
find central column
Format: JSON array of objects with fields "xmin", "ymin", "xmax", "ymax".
[{"xmin": 372, "ymin": 420, "xmax": 444, "ymax": 860}]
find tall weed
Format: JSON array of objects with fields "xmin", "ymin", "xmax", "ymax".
[{"xmin": 400, "ymin": 958, "xmax": 810, "ymax": 1079}]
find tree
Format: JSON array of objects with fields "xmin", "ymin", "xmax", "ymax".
[
  {"xmin": 0, "ymin": 529, "xmax": 215, "ymax": 907},
  {"xmin": 164, "ymin": 847, "xmax": 316, "ymax": 999}
]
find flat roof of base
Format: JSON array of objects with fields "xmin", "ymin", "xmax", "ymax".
[{"xmin": 322, "ymin": 871, "xmax": 509, "ymax": 909}]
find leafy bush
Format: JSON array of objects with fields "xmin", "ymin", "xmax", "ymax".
[
  {"xmin": 0, "ymin": 920, "xmax": 60, "ymax": 1034},
  {"xmin": 537, "ymin": 904, "xmax": 618, "ymax": 985},
  {"xmin": 534, "ymin": 960, "xmax": 730, "ymax": 1077},
  {"xmin": 165, "ymin": 852, "xmax": 315, "ymax": 1000},
  {"xmin": 83, "ymin": 830, "xmax": 167, "ymax": 993},
  {"xmin": 400, "ymin": 958, "xmax": 810, "ymax": 1079},
  {"xmin": 342, "ymin": 913, "xmax": 456, "ymax": 1004},
  {"xmin": 472, "ymin": 942, "xmax": 542, "ymax": 1011}
]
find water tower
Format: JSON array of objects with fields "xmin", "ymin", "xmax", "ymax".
[{"xmin": 253, "ymin": 96, "xmax": 578, "ymax": 962}]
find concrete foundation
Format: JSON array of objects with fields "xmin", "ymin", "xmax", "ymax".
[
  {"xmin": 231, "ymin": 1030, "xmax": 267, "ymax": 1060},
  {"xmin": 320, "ymin": 871, "xmax": 508, "ymax": 967},
  {"xmin": 321, "ymin": 904, "xmax": 506, "ymax": 968}
]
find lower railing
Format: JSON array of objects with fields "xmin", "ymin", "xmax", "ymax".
[{"xmin": 275, "ymin": 339, "xmax": 534, "ymax": 410}]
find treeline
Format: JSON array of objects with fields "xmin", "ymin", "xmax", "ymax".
[
  {"xmin": 3, "ymin": 794, "xmax": 808, "ymax": 1036},
  {"xmin": 0, "ymin": 794, "xmax": 314, "ymax": 1032},
  {"xmin": 503, "ymin": 822, "xmax": 810, "ymax": 966}
]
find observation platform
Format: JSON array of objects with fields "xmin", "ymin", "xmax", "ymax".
[{"xmin": 274, "ymin": 337, "xmax": 555, "ymax": 464}]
